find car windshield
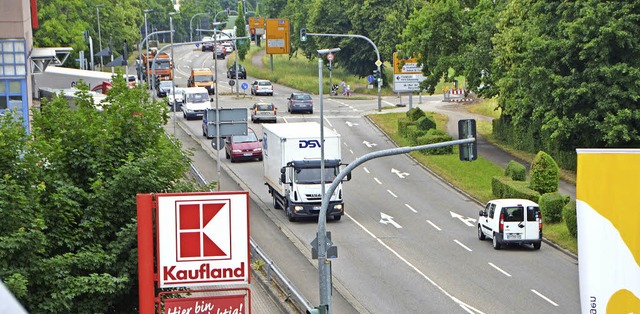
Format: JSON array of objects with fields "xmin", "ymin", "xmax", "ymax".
[
  {"xmin": 160, "ymin": 81, "xmax": 173, "ymax": 88},
  {"xmin": 194, "ymin": 75, "xmax": 213, "ymax": 82},
  {"xmin": 293, "ymin": 94, "xmax": 311, "ymax": 100},
  {"xmin": 232, "ymin": 132, "xmax": 258, "ymax": 143},
  {"xmin": 294, "ymin": 167, "xmax": 337, "ymax": 184},
  {"xmin": 256, "ymin": 104, "xmax": 273, "ymax": 110},
  {"xmin": 186, "ymin": 93, "xmax": 208, "ymax": 103}
]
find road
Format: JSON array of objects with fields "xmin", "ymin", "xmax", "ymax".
[{"xmin": 169, "ymin": 44, "xmax": 581, "ymax": 313}]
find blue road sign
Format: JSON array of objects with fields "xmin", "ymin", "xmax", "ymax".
[
  {"xmin": 241, "ymin": 82, "xmax": 249, "ymax": 90},
  {"xmin": 195, "ymin": 43, "xmax": 200, "ymax": 48},
  {"xmin": 367, "ymin": 75, "xmax": 375, "ymax": 84}
]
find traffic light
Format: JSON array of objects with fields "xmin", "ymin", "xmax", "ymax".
[
  {"xmin": 372, "ymin": 69, "xmax": 381, "ymax": 79},
  {"xmin": 326, "ymin": 62, "xmax": 332, "ymax": 71},
  {"xmin": 458, "ymin": 119, "xmax": 478, "ymax": 161},
  {"xmin": 300, "ymin": 28, "xmax": 307, "ymax": 42}
]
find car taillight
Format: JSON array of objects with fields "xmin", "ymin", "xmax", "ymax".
[
  {"xmin": 499, "ymin": 212, "xmax": 504, "ymax": 232},
  {"xmin": 538, "ymin": 212, "xmax": 543, "ymax": 229}
]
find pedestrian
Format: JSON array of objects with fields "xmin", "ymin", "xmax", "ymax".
[{"xmin": 340, "ymin": 80, "xmax": 347, "ymax": 96}]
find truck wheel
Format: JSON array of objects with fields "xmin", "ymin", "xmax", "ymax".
[
  {"xmin": 492, "ymin": 233, "xmax": 501, "ymax": 250},
  {"xmin": 333, "ymin": 215, "xmax": 342, "ymax": 221},
  {"xmin": 272, "ymin": 195, "xmax": 281, "ymax": 209},
  {"xmin": 287, "ymin": 209, "xmax": 296, "ymax": 222},
  {"xmin": 478, "ymin": 225, "xmax": 486, "ymax": 240},
  {"xmin": 533, "ymin": 242, "xmax": 541, "ymax": 250}
]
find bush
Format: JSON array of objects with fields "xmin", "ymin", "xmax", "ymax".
[
  {"xmin": 416, "ymin": 115, "xmax": 436, "ymax": 131},
  {"xmin": 563, "ymin": 200, "xmax": 577, "ymax": 238},
  {"xmin": 505, "ymin": 160, "xmax": 526, "ymax": 181},
  {"xmin": 538, "ymin": 192, "xmax": 565, "ymax": 223},
  {"xmin": 491, "ymin": 176, "xmax": 540, "ymax": 202},
  {"xmin": 397, "ymin": 118, "xmax": 414, "ymax": 138},
  {"xmin": 406, "ymin": 107, "xmax": 425, "ymax": 121},
  {"xmin": 417, "ymin": 129, "xmax": 453, "ymax": 155},
  {"xmin": 406, "ymin": 125, "xmax": 426, "ymax": 145},
  {"xmin": 529, "ymin": 151, "xmax": 559, "ymax": 194}
]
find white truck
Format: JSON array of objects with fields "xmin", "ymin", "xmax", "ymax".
[
  {"xmin": 180, "ymin": 87, "xmax": 212, "ymax": 120},
  {"xmin": 262, "ymin": 122, "xmax": 351, "ymax": 221}
]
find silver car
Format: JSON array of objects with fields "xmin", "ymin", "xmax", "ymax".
[{"xmin": 250, "ymin": 103, "xmax": 277, "ymax": 123}]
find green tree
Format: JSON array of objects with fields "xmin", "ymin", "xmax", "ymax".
[{"xmin": 235, "ymin": 2, "xmax": 249, "ymax": 61}]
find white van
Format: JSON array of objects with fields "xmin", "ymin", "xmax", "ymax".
[
  {"xmin": 477, "ymin": 198, "xmax": 542, "ymax": 250},
  {"xmin": 181, "ymin": 87, "xmax": 211, "ymax": 120}
]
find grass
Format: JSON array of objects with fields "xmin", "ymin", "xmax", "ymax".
[{"xmin": 240, "ymin": 44, "xmax": 578, "ymax": 254}]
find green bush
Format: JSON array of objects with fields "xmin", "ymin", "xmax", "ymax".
[
  {"xmin": 406, "ymin": 107, "xmax": 425, "ymax": 121},
  {"xmin": 563, "ymin": 200, "xmax": 577, "ymax": 238},
  {"xmin": 406, "ymin": 125, "xmax": 426, "ymax": 145},
  {"xmin": 417, "ymin": 129, "xmax": 453, "ymax": 155},
  {"xmin": 505, "ymin": 160, "xmax": 526, "ymax": 181},
  {"xmin": 529, "ymin": 151, "xmax": 559, "ymax": 194},
  {"xmin": 416, "ymin": 115, "xmax": 436, "ymax": 131},
  {"xmin": 538, "ymin": 192, "xmax": 565, "ymax": 223},
  {"xmin": 397, "ymin": 118, "xmax": 414, "ymax": 138},
  {"xmin": 491, "ymin": 176, "xmax": 540, "ymax": 202}
]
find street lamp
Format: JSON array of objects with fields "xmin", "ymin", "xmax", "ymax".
[
  {"xmin": 316, "ymin": 47, "xmax": 340, "ymax": 314},
  {"xmin": 143, "ymin": 9, "xmax": 153, "ymax": 88},
  {"xmin": 170, "ymin": 12, "xmax": 179, "ymax": 135},
  {"xmin": 96, "ymin": 5, "xmax": 104, "ymax": 69}
]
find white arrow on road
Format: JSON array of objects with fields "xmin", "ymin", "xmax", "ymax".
[
  {"xmin": 380, "ymin": 212, "xmax": 402, "ymax": 228},
  {"xmin": 345, "ymin": 121, "xmax": 359, "ymax": 127},
  {"xmin": 450, "ymin": 211, "xmax": 476, "ymax": 227},
  {"xmin": 363, "ymin": 140, "xmax": 378, "ymax": 148},
  {"xmin": 391, "ymin": 168, "xmax": 410, "ymax": 179}
]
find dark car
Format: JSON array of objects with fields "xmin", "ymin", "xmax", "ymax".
[
  {"xmin": 227, "ymin": 64, "xmax": 246, "ymax": 79},
  {"xmin": 215, "ymin": 46, "xmax": 226, "ymax": 59},
  {"xmin": 201, "ymin": 37, "xmax": 214, "ymax": 52},
  {"xmin": 224, "ymin": 128, "xmax": 263, "ymax": 162},
  {"xmin": 287, "ymin": 93, "xmax": 314, "ymax": 114}
]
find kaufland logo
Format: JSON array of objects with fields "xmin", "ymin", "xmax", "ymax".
[{"xmin": 176, "ymin": 201, "xmax": 231, "ymax": 261}]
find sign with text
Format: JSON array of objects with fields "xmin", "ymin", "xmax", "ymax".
[
  {"xmin": 156, "ymin": 192, "xmax": 250, "ymax": 288},
  {"xmin": 393, "ymin": 52, "xmax": 426, "ymax": 92},
  {"xmin": 248, "ymin": 17, "xmax": 266, "ymax": 35},
  {"xmin": 163, "ymin": 295, "xmax": 246, "ymax": 314},
  {"xmin": 265, "ymin": 19, "xmax": 290, "ymax": 55}
]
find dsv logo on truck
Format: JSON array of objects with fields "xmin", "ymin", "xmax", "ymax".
[
  {"xmin": 299, "ymin": 139, "xmax": 321, "ymax": 148},
  {"xmin": 163, "ymin": 262, "xmax": 245, "ymax": 281}
]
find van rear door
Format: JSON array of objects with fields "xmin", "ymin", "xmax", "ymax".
[
  {"xmin": 524, "ymin": 205, "xmax": 541, "ymax": 240},
  {"xmin": 501, "ymin": 206, "xmax": 526, "ymax": 241}
]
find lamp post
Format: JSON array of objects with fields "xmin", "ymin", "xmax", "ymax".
[
  {"xmin": 170, "ymin": 12, "xmax": 179, "ymax": 135},
  {"xmin": 96, "ymin": 5, "xmax": 104, "ymax": 69},
  {"xmin": 189, "ymin": 13, "xmax": 211, "ymax": 42},
  {"xmin": 143, "ymin": 9, "xmax": 153, "ymax": 88},
  {"xmin": 316, "ymin": 47, "xmax": 340, "ymax": 314}
]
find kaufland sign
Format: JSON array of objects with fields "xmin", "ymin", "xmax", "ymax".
[{"xmin": 156, "ymin": 192, "xmax": 250, "ymax": 288}]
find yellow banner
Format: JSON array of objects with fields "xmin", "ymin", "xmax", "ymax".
[{"xmin": 576, "ymin": 149, "xmax": 640, "ymax": 313}]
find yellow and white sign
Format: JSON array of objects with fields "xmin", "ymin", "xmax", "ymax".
[
  {"xmin": 265, "ymin": 19, "xmax": 290, "ymax": 55},
  {"xmin": 392, "ymin": 52, "xmax": 426, "ymax": 92},
  {"xmin": 576, "ymin": 149, "xmax": 640, "ymax": 313}
]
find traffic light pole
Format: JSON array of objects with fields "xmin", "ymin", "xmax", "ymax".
[{"xmin": 301, "ymin": 31, "xmax": 383, "ymax": 112}]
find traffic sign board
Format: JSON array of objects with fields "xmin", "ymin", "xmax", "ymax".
[
  {"xmin": 367, "ymin": 75, "xmax": 375, "ymax": 84},
  {"xmin": 327, "ymin": 53, "xmax": 334, "ymax": 61},
  {"xmin": 241, "ymin": 82, "xmax": 249, "ymax": 90},
  {"xmin": 375, "ymin": 60, "xmax": 382, "ymax": 67}
]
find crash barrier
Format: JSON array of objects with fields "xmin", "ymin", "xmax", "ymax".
[
  {"xmin": 187, "ymin": 161, "xmax": 313, "ymax": 313},
  {"xmin": 443, "ymin": 88, "xmax": 473, "ymax": 102}
]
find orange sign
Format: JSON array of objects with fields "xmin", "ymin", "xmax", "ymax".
[
  {"xmin": 265, "ymin": 19, "xmax": 290, "ymax": 55},
  {"xmin": 393, "ymin": 52, "xmax": 422, "ymax": 74},
  {"xmin": 248, "ymin": 17, "xmax": 265, "ymax": 35}
]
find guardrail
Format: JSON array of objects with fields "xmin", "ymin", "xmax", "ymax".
[{"xmin": 186, "ymin": 160, "xmax": 312, "ymax": 313}]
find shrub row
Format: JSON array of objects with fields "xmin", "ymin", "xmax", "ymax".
[{"xmin": 397, "ymin": 107, "xmax": 452, "ymax": 156}]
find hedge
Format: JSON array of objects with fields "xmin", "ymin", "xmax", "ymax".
[
  {"xmin": 505, "ymin": 160, "xmax": 526, "ymax": 181},
  {"xmin": 491, "ymin": 176, "xmax": 540, "ymax": 202}
]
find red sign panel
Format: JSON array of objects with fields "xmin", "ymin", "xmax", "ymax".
[{"xmin": 163, "ymin": 295, "xmax": 246, "ymax": 314}]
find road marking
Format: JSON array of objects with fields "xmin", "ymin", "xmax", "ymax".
[
  {"xmin": 345, "ymin": 121, "xmax": 359, "ymax": 127},
  {"xmin": 531, "ymin": 289, "xmax": 559, "ymax": 307},
  {"xmin": 391, "ymin": 168, "xmax": 410, "ymax": 178},
  {"xmin": 346, "ymin": 213, "xmax": 484, "ymax": 314},
  {"xmin": 404, "ymin": 204, "xmax": 417, "ymax": 213},
  {"xmin": 363, "ymin": 140, "xmax": 378, "ymax": 147},
  {"xmin": 363, "ymin": 167, "xmax": 370, "ymax": 174},
  {"xmin": 349, "ymin": 149, "xmax": 354, "ymax": 155},
  {"xmin": 323, "ymin": 116, "xmax": 333, "ymax": 127},
  {"xmin": 450, "ymin": 211, "xmax": 476, "ymax": 227},
  {"xmin": 380, "ymin": 213, "xmax": 402, "ymax": 228},
  {"xmin": 488, "ymin": 262, "xmax": 512, "ymax": 277},
  {"xmin": 454, "ymin": 240, "xmax": 473, "ymax": 252},
  {"xmin": 426, "ymin": 220, "xmax": 441, "ymax": 231},
  {"xmin": 387, "ymin": 190, "xmax": 398, "ymax": 198},
  {"xmin": 374, "ymin": 178, "xmax": 382, "ymax": 185}
]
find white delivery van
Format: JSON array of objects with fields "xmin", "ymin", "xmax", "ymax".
[
  {"xmin": 478, "ymin": 198, "xmax": 542, "ymax": 250},
  {"xmin": 180, "ymin": 87, "xmax": 211, "ymax": 120}
]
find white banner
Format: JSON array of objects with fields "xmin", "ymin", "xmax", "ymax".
[{"xmin": 576, "ymin": 149, "xmax": 640, "ymax": 313}]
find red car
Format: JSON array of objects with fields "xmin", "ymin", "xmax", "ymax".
[{"xmin": 224, "ymin": 128, "xmax": 263, "ymax": 162}]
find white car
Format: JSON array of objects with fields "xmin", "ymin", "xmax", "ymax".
[
  {"xmin": 167, "ymin": 88, "xmax": 185, "ymax": 110},
  {"xmin": 477, "ymin": 198, "xmax": 542, "ymax": 250},
  {"xmin": 250, "ymin": 80, "xmax": 274, "ymax": 96}
]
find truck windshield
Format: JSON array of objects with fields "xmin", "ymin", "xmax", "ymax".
[
  {"xmin": 195, "ymin": 75, "xmax": 213, "ymax": 82},
  {"xmin": 294, "ymin": 167, "xmax": 337, "ymax": 184},
  {"xmin": 153, "ymin": 61, "xmax": 171, "ymax": 70},
  {"xmin": 187, "ymin": 93, "xmax": 208, "ymax": 103}
]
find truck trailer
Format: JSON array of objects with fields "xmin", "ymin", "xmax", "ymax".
[{"xmin": 262, "ymin": 122, "xmax": 350, "ymax": 221}]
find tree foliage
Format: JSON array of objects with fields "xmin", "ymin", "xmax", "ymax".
[
  {"xmin": 235, "ymin": 2, "xmax": 249, "ymax": 61},
  {"xmin": 0, "ymin": 76, "xmax": 204, "ymax": 312}
]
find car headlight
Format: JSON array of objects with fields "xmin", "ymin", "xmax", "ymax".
[
  {"xmin": 333, "ymin": 204, "xmax": 343, "ymax": 210},
  {"xmin": 253, "ymin": 147, "xmax": 262, "ymax": 152},
  {"xmin": 232, "ymin": 149, "xmax": 242, "ymax": 153}
]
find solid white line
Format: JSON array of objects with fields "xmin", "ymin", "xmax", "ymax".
[
  {"xmin": 531, "ymin": 289, "xmax": 559, "ymax": 306},
  {"xmin": 387, "ymin": 190, "xmax": 398, "ymax": 198},
  {"xmin": 454, "ymin": 240, "xmax": 472, "ymax": 252},
  {"xmin": 349, "ymin": 149, "xmax": 354, "ymax": 155},
  {"xmin": 345, "ymin": 213, "xmax": 484, "ymax": 314},
  {"xmin": 374, "ymin": 178, "xmax": 382, "ymax": 185},
  {"xmin": 404, "ymin": 204, "xmax": 417, "ymax": 213},
  {"xmin": 426, "ymin": 220, "xmax": 441, "ymax": 231},
  {"xmin": 488, "ymin": 262, "xmax": 512, "ymax": 277},
  {"xmin": 323, "ymin": 116, "xmax": 333, "ymax": 127},
  {"xmin": 363, "ymin": 167, "xmax": 370, "ymax": 174}
]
